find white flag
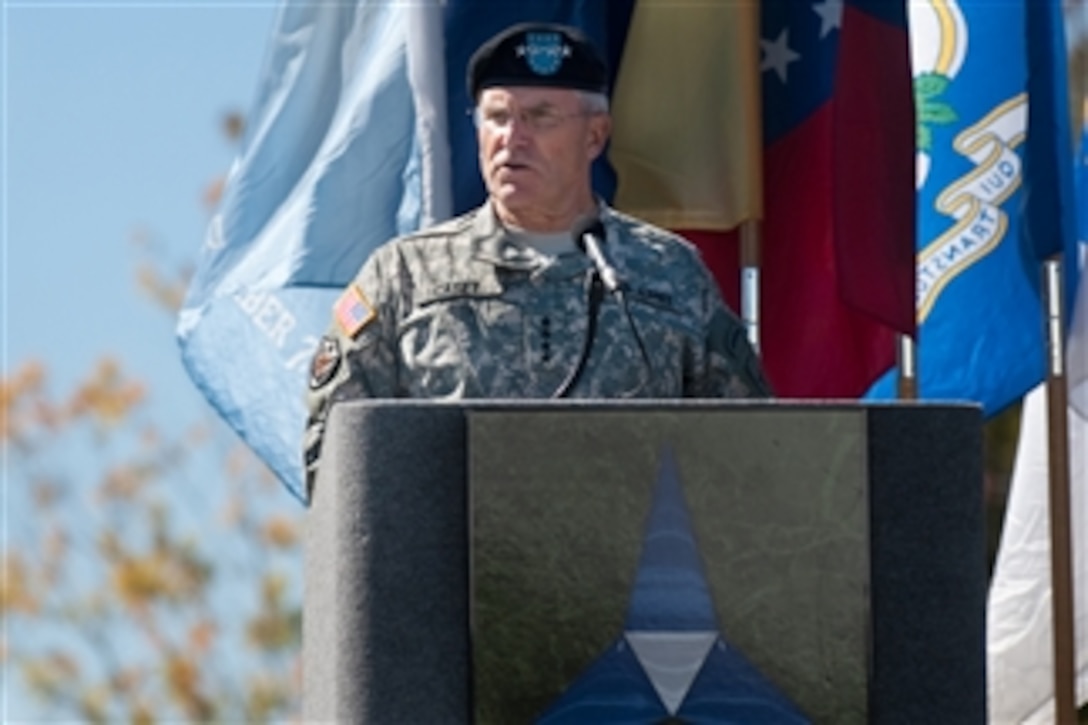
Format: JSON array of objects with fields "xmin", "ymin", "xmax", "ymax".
[{"xmin": 987, "ymin": 235, "xmax": 1088, "ymax": 721}]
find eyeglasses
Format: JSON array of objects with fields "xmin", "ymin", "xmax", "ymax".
[{"xmin": 472, "ymin": 104, "xmax": 595, "ymax": 133}]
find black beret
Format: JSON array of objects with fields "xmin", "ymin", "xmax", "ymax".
[{"xmin": 467, "ymin": 22, "xmax": 608, "ymax": 100}]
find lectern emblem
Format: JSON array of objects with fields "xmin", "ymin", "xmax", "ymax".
[{"xmin": 535, "ymin": 448, "xmax": 809, "ymax": 723}]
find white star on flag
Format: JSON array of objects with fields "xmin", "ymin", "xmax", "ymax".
[
  {"xmin": 761, "ymin": 28, "xmax": 801, "ymax": 84},
  {"xmin": 812, "ymin": 0, "xmax": 844, "ymax": 38}
]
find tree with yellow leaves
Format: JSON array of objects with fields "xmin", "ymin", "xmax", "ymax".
[
  {"xmin": 4, "ymin": 350, "xmax": 301, "ymax": 723},
  {"xmin": 2, "ymin": 112, "xmax": 302, "ymax": 722}
]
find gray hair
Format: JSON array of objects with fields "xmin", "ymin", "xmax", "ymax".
[
  {"xmin": 577, "ymin": 91, "xmax": 610, "ymax": 115},
  {"xmin": 471, "ymin": 89, "xmax": 610, "ymax": 128}
]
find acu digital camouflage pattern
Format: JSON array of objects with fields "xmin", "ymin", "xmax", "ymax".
[{"xmin": 303, "ymin": 202, "xmax": 771, "ymax": 490}]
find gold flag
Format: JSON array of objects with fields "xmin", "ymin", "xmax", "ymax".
[{"xmin": 609, "ymin": 0, "xmax": 762, "ymax": 230}]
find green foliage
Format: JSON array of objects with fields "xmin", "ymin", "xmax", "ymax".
[{"xmin": 914, "ymin": 71, "xmax": 958, "ymax": 153}]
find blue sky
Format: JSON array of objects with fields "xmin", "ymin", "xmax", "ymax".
[
  {"xmin": 5, "ymin": 2, "xmax": 277, "ymax": 417},
  {"xmin": 3, "ymin": 3, "xmax": 287, "ymax": 718}
]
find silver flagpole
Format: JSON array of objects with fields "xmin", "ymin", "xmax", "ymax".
[
  {"xmin": 897, "ymin": 335, "xmax": 917, "ymax": 400},
  {"xmin": 740, "ymin": 220, "xmax": 761, "ymax": 352}
]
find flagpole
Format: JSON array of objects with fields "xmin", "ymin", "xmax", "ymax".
[
  {"xmin": 1042, "ymin": 255, "xmax": 1077, "ymax": 724},
  {"xmin": 897, "ymin": 335, "xmax": 917, "ymax": 399},
  {"xmin": 740, "ymin": 220, "xmax": 761, "ymax": 352}
]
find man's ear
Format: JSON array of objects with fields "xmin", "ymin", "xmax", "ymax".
[{"xmin": 586, "ymin": 114, "xmax": 612, "ymax": 161}]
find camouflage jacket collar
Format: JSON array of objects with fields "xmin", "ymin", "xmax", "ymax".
[{"xmin": 469, "ymin": 202, "xmax": 623, "ymax": 282}]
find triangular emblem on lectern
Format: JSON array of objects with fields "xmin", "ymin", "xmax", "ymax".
[{"xmin": 535, "ymin": 448, "xmax": 810, "ymax": 724}]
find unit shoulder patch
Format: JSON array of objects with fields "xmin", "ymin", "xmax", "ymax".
[{"xmin": 309, "ymin": 335, "xmax": 342, "ymax": 390}]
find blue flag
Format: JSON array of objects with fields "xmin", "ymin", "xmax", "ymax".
[
  {"xmin": 1080, "ymin": 113, "xmax": 1088, "ymax": 247},
  {"xmin": 1072, "ymin": 112, "xmax": 1088, "ymax": 417},
  {"xmin": 865, "ymin": 0, "xmax": 1080, "ymax": 415},
  {"xmin": 1022, "ymin": 0, "xmax": 1077, "ymax": 261},
  {"xmin": 178, "ymin": 3, "xmax": 449, "ymax": 503},
  {"xmin": 178, "ymin": 1, "xmax": 633, "ymax": 502}
]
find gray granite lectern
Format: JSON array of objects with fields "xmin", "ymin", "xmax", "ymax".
[{"xmin": 303, "ymin": 401, "xmax": 985, "ymax": 724}]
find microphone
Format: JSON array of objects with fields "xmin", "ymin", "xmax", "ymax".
[
  {"xmin": 568, "ymin": 216, "xmax": 653, "ymax": 391},
  {"xmin": 573, "ymin": 218, "xmax": 623, "ymax": 294}
]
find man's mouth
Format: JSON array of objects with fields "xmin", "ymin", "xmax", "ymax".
[{"xmin": 493, "ymin": 153, "xmax": 532, "ymax": 173}]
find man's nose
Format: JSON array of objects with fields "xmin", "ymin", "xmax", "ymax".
[{"xmin": 499, "ymin": 114, "xmax": 534, "ymax": 146}]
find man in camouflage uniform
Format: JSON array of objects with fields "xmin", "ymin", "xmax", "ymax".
[{"xmin": 304, "ymin": 22, "xmax": 771, "ymax": 490}]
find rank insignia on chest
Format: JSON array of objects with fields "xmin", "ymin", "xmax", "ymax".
[{"xmin": 334, "ymin": 284, "xmax": 377, "ymax": 339}]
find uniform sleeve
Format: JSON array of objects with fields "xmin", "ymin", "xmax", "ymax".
[
  {"xmin": 691, "ymin": 273, "xmax": 774, "ymax": 399},
  {"xmin": 302, "ymin": 251, "xmax": 399, "ymax": 497}
]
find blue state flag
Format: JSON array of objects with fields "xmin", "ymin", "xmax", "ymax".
[
  {"xmin": 1022, "ymin": 0, "xmax": 1077, "ymax": 262},
  {"xmin": 1072, "ymin": 111, "xmax": 1088, "ymax": 417},
  {"xmin": 865, "ymin": 0, "xmax": 1080, "ymax": 414}
]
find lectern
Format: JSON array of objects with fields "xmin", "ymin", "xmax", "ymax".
[{"xmin": 303, "ymin": 400, "xmax": 985, "ymax": 724}]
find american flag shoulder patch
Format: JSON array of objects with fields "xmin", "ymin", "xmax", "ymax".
[{"xmin": 334, "ymin": 284, "xmax": 377, "ymax": 339}]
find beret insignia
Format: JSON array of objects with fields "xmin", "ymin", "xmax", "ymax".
[
  {"xmin": 521, "ymin": 32, "xmax": 569, "ymax": 76},
  {"xmin": 467, "ymin": 22, "xmax": 608, "ymax": 98}
]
